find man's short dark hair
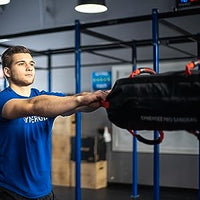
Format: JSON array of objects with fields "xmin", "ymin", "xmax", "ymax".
[{"xmin": 1, "ymin": 46, "xmax": 31, "ymax": 69}]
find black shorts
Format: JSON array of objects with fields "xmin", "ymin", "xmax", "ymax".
[{"xmin": 0, "ymin": 186, "xmax": 56, "ymax": 200}]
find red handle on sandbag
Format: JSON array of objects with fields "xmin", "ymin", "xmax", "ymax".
[
  {"xmin": 101, "ymin": 100, "xmax": 110, "ymax": 108},
  {"xmin": 185, "ymin": 60, "xmax": 200, "ymax": 75},
  {"xmin": 129, "ymin": 67, "xmax": 156, "ymax": 78}
]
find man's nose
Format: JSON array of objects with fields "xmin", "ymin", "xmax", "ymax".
[{"xmin": 26, "ymin": 63, "xmax": 33, "ymax": 71}]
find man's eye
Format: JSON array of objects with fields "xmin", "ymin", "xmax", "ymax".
[{"xmin": 18, "ymin": 62, "xmax": 24, "ymax": 66}]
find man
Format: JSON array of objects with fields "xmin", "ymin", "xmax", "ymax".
[{"xmin": 0, "ymin": 46, "xmax": 109, "ymax": 200}]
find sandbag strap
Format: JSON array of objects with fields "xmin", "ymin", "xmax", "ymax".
[
  {"xmin": 128, "ymin": 130, "xmax": 164, "ymax": 145},
  {"xmin": 185, "ymin": 60, "xmax": 200, "ymax": 75}
]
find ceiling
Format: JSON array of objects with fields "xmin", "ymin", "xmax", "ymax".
[{"xmin": 0, "ymin": 0, "xmax": 199, "ymax": 69}]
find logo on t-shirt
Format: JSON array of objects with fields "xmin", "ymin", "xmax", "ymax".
[{"xmin": 23, "ymin": 116, "xmax": 48, "ymax": 123}]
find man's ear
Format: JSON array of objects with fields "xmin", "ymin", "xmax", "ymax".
[{"xmin": 3, "ymin": 67, "xmax": 11, "ymax": 78}]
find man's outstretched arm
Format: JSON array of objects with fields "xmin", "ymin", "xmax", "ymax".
[{"xmin": 2, "ymin": 90, "xmax": 108, "ymax": 120}]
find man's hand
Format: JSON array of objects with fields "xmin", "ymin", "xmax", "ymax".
[
  {"xmin": 76, "ymin": 90, "xmax": 110, "ymax": 112},
  {"xmin": 76, "ymin": 90, "xmax": 108, "ymax": 105}
]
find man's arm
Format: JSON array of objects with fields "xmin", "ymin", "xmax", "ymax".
[{"xmin": 2, "ymin": 90, "xmax": 108, "ymax": 120}]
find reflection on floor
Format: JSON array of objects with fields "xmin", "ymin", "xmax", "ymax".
[{"xmin": 53, "ymin": 184, "xmax": 198, "ymax": 200}]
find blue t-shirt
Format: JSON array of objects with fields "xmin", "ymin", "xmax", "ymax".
[{"xmin": 0, "ymin": 87, "xmax": 64, "ymax": 198}]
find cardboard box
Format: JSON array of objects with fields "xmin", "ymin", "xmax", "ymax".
[{"xmin": 70, "ymin": 161, "xmax": 107, "ymax": 189}]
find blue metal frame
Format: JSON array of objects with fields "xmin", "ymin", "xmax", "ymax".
[
  {"xmin": 131, "ymin": 42, "xmax": 139, "ymax": 199},
  {"xmin": 47, "ymin": 52, "xmax": 52, "ymax": 92},
  {"xmin": 152, "ymin": 8, "xmax": 160, "ymax": 200},
  {"xmin": 75, "ymin": 19, "xmax": 82, "ymax": 200},
  {"xmin": 132, "ymin": 136, "xmax": 138, "ymax": 198}
]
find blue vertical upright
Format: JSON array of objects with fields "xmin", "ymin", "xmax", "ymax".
[
  {"xmin": 75, "ymin": 19, "xmax": 82, "ymax": 200},
  {"xmin": 152, "ymin": 8, "xmax": 160, "ymax": 200},
  {"xmin": 47, "ymin": 52, "xmax": 52, "ymax": 92},
  {"xmin": 131, "ymin": 42, "xmax": 139, "ymax": 199}
]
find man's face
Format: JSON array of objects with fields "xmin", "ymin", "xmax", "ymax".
[{"xmin": 6, "ymin": 53, "xmax": 35, "ymax": 86}]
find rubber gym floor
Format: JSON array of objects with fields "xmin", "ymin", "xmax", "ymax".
[{"xmin": 53, "ymin": 184, "xmax": 198, "ymax": 200}]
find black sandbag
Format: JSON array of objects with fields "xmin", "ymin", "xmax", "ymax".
[{"xmin": 104, "ymin": 70, "xmax": 200, "ymax": 130}]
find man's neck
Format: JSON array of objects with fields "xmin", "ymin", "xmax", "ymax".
[{"xmin": 9, "ymin": 84, "xmax": 31, "ymax": 97}]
